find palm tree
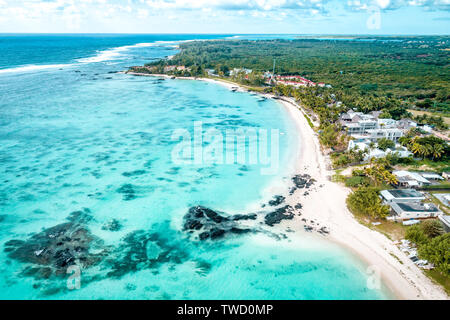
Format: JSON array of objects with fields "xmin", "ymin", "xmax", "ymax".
[
  {"xmin": 432, "ymin": 143, "xmax": 444, "ymax": 160},
  {"xmin": 411, "ymin": 142, "xmax": 422, "ymax": 157},
  {"xmin": 398, "ymin": 136, "xmax": 410, "ymax": 147}
]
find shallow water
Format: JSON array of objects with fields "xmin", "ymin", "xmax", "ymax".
[{"xmin": 0, "ymin": 34, "xmax": 390, "ymax": 299}]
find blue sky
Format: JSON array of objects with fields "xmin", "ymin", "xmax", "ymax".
[{"xmin": 0, "ymin": 0, "xmax": 448, "ymax": 34}]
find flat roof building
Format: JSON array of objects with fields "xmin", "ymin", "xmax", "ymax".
[
  {"xmin": 380, "ymin": 189, "xmax": 425, "ymax": 203},
  {"xmin": 393, "ymin": 170, "xmax": 431, "ymax": 188},
  {"xmin": 390, "ymin": 202, "xmax": 441, "ymax": 220},
  {"xmin": 438, "ymin": 215, "xmax": 450, "ymax": 233}
]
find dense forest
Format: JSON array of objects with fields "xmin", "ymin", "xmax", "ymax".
[{"xmin": 140, "ymin": 36, "xmax": 449, "ymax": 115}]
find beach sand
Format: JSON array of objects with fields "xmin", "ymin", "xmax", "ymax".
[
  {"xmin": 199, "ymin": 77, "xmax": 448, "ymax": 300},
  {"xmin": 127, "ymin": 73, "xmax": 448, "ymax": 300},
  {"xmin": 275, "ymin": 96, "xmax": 448, "ymax": 300}
]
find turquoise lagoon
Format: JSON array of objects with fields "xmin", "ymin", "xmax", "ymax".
[{"xmin": 0, "ymin": 35, "xmax": 390, "ymax": 299}]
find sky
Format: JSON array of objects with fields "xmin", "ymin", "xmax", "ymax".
[{"xmin": 0, "ymin": 0, "xmax": 448, "ymax": 34}]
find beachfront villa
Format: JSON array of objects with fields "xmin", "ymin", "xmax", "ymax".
[
  {"xmin": 393, "ymin": 170, "xmax": 444, "ymax": 188},
  {"xmin": 340, "ymin": 110, "xmax": 405, "ymax": 141},
  {"xmin": 163, "ymin": 65, "xmax": 190, "ymax": 73},
  {"xmin": 347, "ymin": 140, "xmax": 412, "ymax": 161},
  {"xmin": 275, "ymin": 75, "xmax": 317, "ymax": 87},
  {"xmin": 389, "ymin": 202, "xmax": 442, "ymax": 220},
  {"xmin": 380, "ymin": 189, "xmax": 443, "ymax": 220},
  {"xmin": 380, "ymin": 189, "xmax": 426, "ymax": 203},
  {"xmin": 434, "ymin": 194, "xmax": 450, "ymax": 207},
  {"xmin": 230, "ymin": 68, "xmax": 253, "ymax": 76},
  {"xmin": 438, "ymin": 215, "xmax": 450, "ymax": 233}
]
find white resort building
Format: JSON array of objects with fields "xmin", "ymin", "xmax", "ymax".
[
  {"xmin": 347, "ymin": 140, "xmax": 412, "ymax": 161},
  {"xmin": 393, "ymin": 170, "xmax": 445, "ymax": 188},
  {"xmin": 389, "ymin": 202, "xmax": 441, "ymax": 220},
  {"xmin": 380, "ymin": 189, "xmax": 442, "ymax": 221},
  {"xmin": 380, "ymin": 189, "xmax": 426, "ymax": 203}
]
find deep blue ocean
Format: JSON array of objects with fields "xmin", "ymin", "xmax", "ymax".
[{"xmin": 0, "ymin": 34, "xmax": 390, "ymax": 299}]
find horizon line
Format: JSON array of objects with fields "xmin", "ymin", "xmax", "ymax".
[{"xmin": 0, "ymin": 32, "xmax": 449, "ymax": 36}]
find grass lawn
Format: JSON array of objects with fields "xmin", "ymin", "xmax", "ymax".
[
  {"xmin": 424, "ymin": 269, "xmax": 450, "ymax": 295},
  {"xmin": 408, "ymin": 109, "xmax": 450, "ymax": 125},
  {"xmin": 395, "ymin": 159, "xmax": 450, "ymax": 173}
]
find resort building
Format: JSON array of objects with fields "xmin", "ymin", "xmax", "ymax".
[
  {"xmin": 397, "ymin": 119, "xmax": 418, "ymax": 130},
  {"xmin": 438, "ymin": 215, "xmax": 450, "ymax": 233},
  {"xmin": 347, "ymin": 140, "xmax": 412, "ymax": 161},
  {"xmin": 343, "ymin": 120, "xmax": 378, "ymax": 135},
  {"xmin": 378, "ymin": 118, "xmax": 398, "ymax": 129},
  {"xmin": 419, "ymin": 172, "xmax": 444, "ymax": 182},
  {"xmin": 434, "ymin": 194, "xmax": 450, "ymax": 207},
  {"xmin": 206, "ymin": 69, "xmax": 218, "ymax": 76},
  {"xmin": 393, "ymin": 171, "xmax": 431, "ymax": 188},
  {"xmin": 380, "ymin": 189, "xmax": 426, "ymax": 203},
  {"xmin": 340, "ymin": 111, "xmax": 404, "ymax": 142},
  {"xmin": 389, "ymin": 202, "xmax": 442, "ymax": 220},
  {"xmin": 364, "ymin": 128, "xmax": 404, "ymax": 142},
  {"xmin": 275, "ymin": 75, "xmax": 316, "ymax": 87},
  {"xmin": 393, "ymin": 171, "xmax": 444, "ymax": 188},
  {"xmin": 164, "ymin": 65, "xmax": 177, "ymax": 72},
  {"xmin": 230, "ymin": 68, "xmax": 252, "ymax": 76}
]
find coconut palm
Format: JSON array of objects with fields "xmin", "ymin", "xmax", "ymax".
[{"xmin": 432, "ymin": 143, "xmax": 445, "ymax": 160}]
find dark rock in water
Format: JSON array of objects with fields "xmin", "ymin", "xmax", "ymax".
[
  {"xmin": 318, "ymin": 226, "xmax": 329, "ymax": 235},
  {"xmin": 116, "ymin": 184, "xmax": 137, "ymax": 201},
  {"xmin": 183, "ymin": 206, "xmax": 256, "ymax": 241},
  {"xmin": 230, "ymin": 227, "xmax": 252, "ymax": 235},
  {"xmin": 0, "ymin": 214, "xmax": 7, "ymax": 223},
  {"xmin": 199, "ymin": 232, "xmax": 209, "ymax": 240},
  {"xmin": 122, "ymin": 170, "xmax": 146, "ymax": 177},
  {"xmin": 232, "ymin": 214, "xmax": 257, "ymax": 221},
  {"xmin": 42, "ymin": 286, "xmax": 62, "ymax": 296},
  {"xmin": 290, "ymin": 174, "xmax": 315, "ymax": 195},
  {"xmin": 194, "ymin": 260, "xmax": 212, "ymax": 276},
  {"xmin": 67, "ymin": 208, "xmax": 93, "ymax": 224},
  {"xmin": 264, "ymin": 206, "xmax": 294, "ymax": 227},
  {"xmin": 210, "ymin": 228, "xmax": 225, "ymax": 239},
  {"xmin": 4, "ymin": 209, "xmax": 106, "ymax": 279},
  {"xmin": 268, "ymin": 195, "xmax": 285, "ymax": 207},
  {"xmin": 102, "ymin": 219, "xmax": 122, "ymax": 232},
  {"xmin": 292, "ymin": 174, "xmax": 311, "ymax": 188},
  {"xmin": 106, "ymin": 230, "xmax": 187, "ymax": 278}
]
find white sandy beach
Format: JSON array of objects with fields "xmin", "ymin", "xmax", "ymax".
[
  {"xmin": 276, "ymin": 96, "xmax": 448, "ymax": 300},
  {"xmin": 200, "ymin": 77, "xmax": 449, "ymax": 300},
  {"xmin": 127, "ymin": 73, "xmax": 448, "ymax": 300}
]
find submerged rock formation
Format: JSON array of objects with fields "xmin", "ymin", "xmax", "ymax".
[
  {"xmin": 4, "ymin": 208, "xmax": 107, "ymax": 279},
  {"xmin": 105, "ymin": 230, "xmax": 189, "ymax": 278},
  {"xmin": 264, "ymin": 205, "xmax": 295, "ymax": 226},
  {"xmin": 289, "ymin": 174, "xmax": 315, "ymax": 195},
  {"xmin": 102, "ymin": 219, "xmax": 122, "ymax": 232},
  {"xmin": 183, "ymin": 206, "xmax": 256, "ymax": 241},
  {"xmin": 268, "ymin": 195, "xmax": 285, "ymax": 207}
]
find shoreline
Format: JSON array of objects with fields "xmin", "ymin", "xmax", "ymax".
[
  {"xmin": 275, "ymin": 92, "xmax": 448, "ymax": 300},
  {"xmin": 125, "ymin": 72, "xmax": 448, "ymax": 300}
]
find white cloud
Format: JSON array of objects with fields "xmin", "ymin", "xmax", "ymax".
[
  {"xmin": 346, "ymin": 0, "xmax": 450, "ymax": 11},
  {"xmin": 0, "ymin": 0, "xmax": 447, "ymax": 32}
]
